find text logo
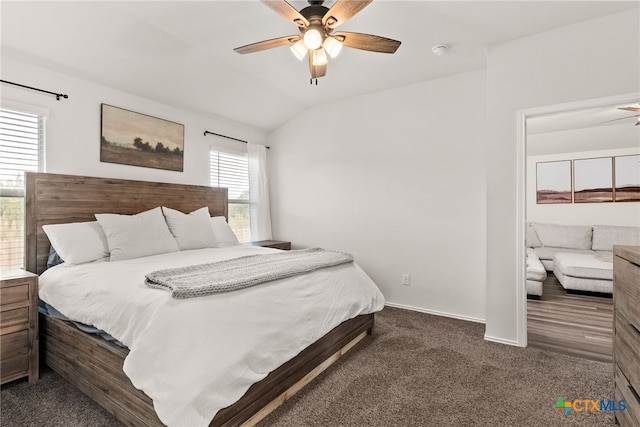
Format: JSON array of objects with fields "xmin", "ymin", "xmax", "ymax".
[{"xmin": 554, "ymin": 397, "xmax": 626, "ymax": 416}]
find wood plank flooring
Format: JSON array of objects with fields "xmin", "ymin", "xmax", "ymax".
[{"xmin": 527, "ymin": 274, "xmax": 613, "ymax": 362}]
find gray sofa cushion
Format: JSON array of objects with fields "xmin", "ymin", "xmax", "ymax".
[
  {"xmin": 526, "ymin": 248, "xmax": 547, "ymax": 281},
  {"xmin": 553, "ymin": 252, "xmax": 613, "ymax": 280},
  {"xmin": 592, "ymin": 225, "xmax": 640, "ymax": 251},
  {"xmin": 533, "ymin": 223, "xmax": 593, "ymax": 250},
  {"xmin": 554, "ymin": 268, "xmax": 612, "ymax": 293},
  {"xmin": 526, "ymin": 279, "xmax": 543, "ymax": 296},
  {"xmin": 533, "ymin": 246, "xmax": 593, "ymax": 261}
]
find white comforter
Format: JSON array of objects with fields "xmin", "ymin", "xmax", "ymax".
[{"xmin": 39, "ymin": 245, "xmax": 385, "ymax": 426}]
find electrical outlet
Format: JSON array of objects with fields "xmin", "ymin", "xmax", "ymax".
[{"xmin": 402, "ymin": 274, "xmax": 410, "ymax": 286}]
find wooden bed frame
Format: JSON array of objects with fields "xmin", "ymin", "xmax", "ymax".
[{"xmin": 25, "ymin": 172, "xmax": 374, "ymax": 426}]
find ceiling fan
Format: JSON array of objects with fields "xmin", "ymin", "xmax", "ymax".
[
  {"xmin": 618, "ymin": 106, "xmax": 640, "ymax": 126},
  {"xmin": 234, "ymin": 0, "xmax": 401, "ymax": 84},
  {"xmin": 594, "ymin": 105, "xmax": 640, "ymax": 127}
]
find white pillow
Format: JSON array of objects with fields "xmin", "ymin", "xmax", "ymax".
[
  {"xmin": 210, "ymin": 216, "xmax": 240, "ymax": 247},
  {"xmin": 162, "ymin": 206, "xmax": 216, "ymax": 250},
  {"xmin": 42, "ymin": 221, "xmax": 110, "ymax": 265},
  {"xmin": 95, "ymin": 207, "xmax": 179, "ymax": 261},
  {"xmin": 525, "ymin": 222, "xmax": 542, "ymax": 248}
]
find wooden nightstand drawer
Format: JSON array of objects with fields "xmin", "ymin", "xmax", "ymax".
[
  {"xmin": 0, "ymin": 270, "xmax": 39, "ymax": 384},
  {"xmin": 1, "ymin": 353, "xmax": 29, "ymax": 383},
  {"xmin": 0, "ymin": 307, "xmax": 29, "ymax": 334},
  {"xmin": 1, "ymin": 329, "xmax": 29, "ymax": 359},
  {"xmin": 0, "ymin": 284, "xmax": 30, "ymax": 311}
]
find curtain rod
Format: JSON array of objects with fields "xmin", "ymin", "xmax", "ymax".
[
  {"xmin": 0, "ymin": 79, "xmax": 69, "ymax": 101},
  {"xmin": 204, "ymin": 130, "xmax": 269, "ymax": 149}
]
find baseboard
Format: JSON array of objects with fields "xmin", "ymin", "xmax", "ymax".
[
  {"xmin": 384, "ymin": 302, "xmax": 485, "ymax": 324},
  {"xmin": 483, "ymin": 334, "xmax": 521, "ymax": 347}
]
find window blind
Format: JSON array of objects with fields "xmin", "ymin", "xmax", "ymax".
[
  {"xmin": 0, "ymin": 108, "xmax": 45, "ymax": 269},
  {"xmin": 209, "ymin": 150, "xmax": 249, "ymax": 202},
  {"xmin": 209, "ymin": 150, "xmax": 250, "ymax": 242}
]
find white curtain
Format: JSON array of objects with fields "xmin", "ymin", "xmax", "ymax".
[{"xmin": 247, "ymin": 143, "xmax": 273, "ymax": 241}]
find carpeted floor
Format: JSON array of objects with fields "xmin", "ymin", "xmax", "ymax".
[{"xmin": 1, "ymin": 306, "xmax": 615, "ymax": 426}]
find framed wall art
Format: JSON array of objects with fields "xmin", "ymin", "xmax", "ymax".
[
  {"xmin": 573, "ymin": 157, "xmax": 613, "ymax": 203},
  {"xmin": 536, "ymin": 160, "xmax": 572, "ymax": 204},
  {"xmin": 100, "ymin": 104, "xmax": 184, "ymax": 172},
  {"xmin": 614, "ymin": 154, "xmax": 640, "ymax": 202}
]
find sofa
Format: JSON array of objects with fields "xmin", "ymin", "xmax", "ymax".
[
  {"xmin": 525, "ymin": 223, "xmax": 640, "ymax": 295},
  {"xmin": 526, "ymin": 247, "xmax": 546, "ymax": 296}
]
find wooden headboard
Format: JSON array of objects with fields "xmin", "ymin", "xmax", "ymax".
[{"xmin": 25, "ymin": 172, "xmax": 228, "ymax": 275}]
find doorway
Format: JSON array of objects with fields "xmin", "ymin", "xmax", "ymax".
[{"xmin": 516, "ymin": 93, "xmax": 640, "ymax": 354}]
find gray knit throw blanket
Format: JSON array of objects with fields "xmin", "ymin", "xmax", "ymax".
[{"xmin": 145, "ymin": 247, "xmax": 354, "ymax": 299}]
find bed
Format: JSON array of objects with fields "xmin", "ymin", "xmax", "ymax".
[{"xmin": 25, "ymin": 172, "xmax": 383, "ymax": 426}]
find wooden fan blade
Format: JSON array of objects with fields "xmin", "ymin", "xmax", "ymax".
[
  {"xmin": 593, "ymin": 115, "xmax": 640, "ymax": 125},
  {"xmin": 234, "ymin": 35, "xmax": 300, "ymax": 54},
  {"xmin": 260, "ymin": 0, "xmax": 309, "ymax": 27},
  {"xmin": 619, "ymin": 107, "xmax": 640, "ymax": 112},
  {"xmin": 333, "ymin": 31, "xmax": 401, "ymax": 53},
  {"xmin": 308, "ymin": 54, "xmax": 327, "ymax": 78},
  {"xmin": 323, "ymin": 0, "xmax": 372, "ymax": 29}
]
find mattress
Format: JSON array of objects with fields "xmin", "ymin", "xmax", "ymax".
[{"xmin": 39, "ymin": 245, "xmax": 385, "ymax": 426}]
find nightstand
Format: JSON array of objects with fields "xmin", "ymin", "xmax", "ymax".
[
  {"xmin": 246, "ymin": 240, "xmax": 291, "ymax": 250},
  {"xmin": 1, "ymin": 269, "xmax": 39, "ymax": 384}
]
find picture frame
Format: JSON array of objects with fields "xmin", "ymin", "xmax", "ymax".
[
  {"xmin": 573, "ymin": 157, "xmax": 613, "ymax": 203},
  {"xmin": 614, "ymin": 154, "xmax": 640, "ymax": 202},
  {"xmin": 536, "ymin": 160, "xmax": 572, "ymax": 204},
  {"xmin": 100, "ymin": 104, "xmax": 184, "ymax": 172}
]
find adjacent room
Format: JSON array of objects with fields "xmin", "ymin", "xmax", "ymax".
[{"xmin": 1, "ymin": 1, "xmax": 639, "ymax": 426}]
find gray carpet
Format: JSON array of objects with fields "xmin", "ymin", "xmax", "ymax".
[{"xmin": 1, "ymin": 306, "xmax": 615, "ymax": 426}]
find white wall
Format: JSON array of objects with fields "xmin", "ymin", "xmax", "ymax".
[
  {"xmin": 268, "ymin": 69, "xmax": 487, "ymax": 322},
  {"xmin": 485, "ymin": 10, "xmax": 639, "ymax": 344},
  {"xmin": 527, "ymin": 147, "xmax": 640, "ymax": 227},
  {"xmin": 1, "ymin": 56, "xmax": 266, "ymax": 186}
]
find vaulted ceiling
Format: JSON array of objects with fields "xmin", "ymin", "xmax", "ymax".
[{"xmin": 2, "ymin": 1, "xmax": 638, "ymax": 132}]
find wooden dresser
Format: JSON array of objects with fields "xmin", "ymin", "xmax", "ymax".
[
  {"xmin": 1, "ymin": 269, "xmax": 39, "ymax": 384},
  {"xmin": 613, "ymin": 245, "xmax": 640, "ymax": 426}
]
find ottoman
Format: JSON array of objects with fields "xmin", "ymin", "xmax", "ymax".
[{"xmin": 553, "ymin": 252, "xmax": 613, "ymax": 294}]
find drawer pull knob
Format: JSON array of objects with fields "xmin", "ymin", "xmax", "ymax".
[{"xmin": 630, "ymin": 323, "xmax": 640, "ymax": 337}]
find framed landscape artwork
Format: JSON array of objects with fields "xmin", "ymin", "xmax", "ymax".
[
  {"xmin": 100, "ymin": 104, "xmax": 184, "ymax": 171},
  {"xmin": 614, "ymin": 154, "xmax": 640, "ymax": 202},
  {"xmin": 536, "ymin": 160, "xmax": 572, "ymax": 204},
  {"xmin": 573, "ymin": 157, "xmax": 613, "ymax": 203}
]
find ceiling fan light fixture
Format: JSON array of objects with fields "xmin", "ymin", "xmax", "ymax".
[
  {"xmin": 312, "ymin": 48, "xmax": 328, "ymax": 66},
  {"xmin": 324, "ymin": 36, "xmax": 343, "ymax": 58},
  {"xmin": 303, "ymin": 28, "xmax": 323, "ymax": 50},
  {"xmin": 290, "ymin": 39, "xmax": 308, "ymax": 60}
]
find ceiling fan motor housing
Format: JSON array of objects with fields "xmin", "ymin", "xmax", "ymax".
[
  {"xmin": 300, "ymin": 5, "xmax": 332, "ymax": 42},
  {"xmin": 300, "ymin": 5, "xmax": 330, "ymax": 23}
]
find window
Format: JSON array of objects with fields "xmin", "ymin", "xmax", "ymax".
[
  {"xmin": 0, "ymin": 107, "xmax": 46, "ymax": 269},
  {"xmin": 209, "ymin": 149, "xmax": 250, "ymax": 242}
]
